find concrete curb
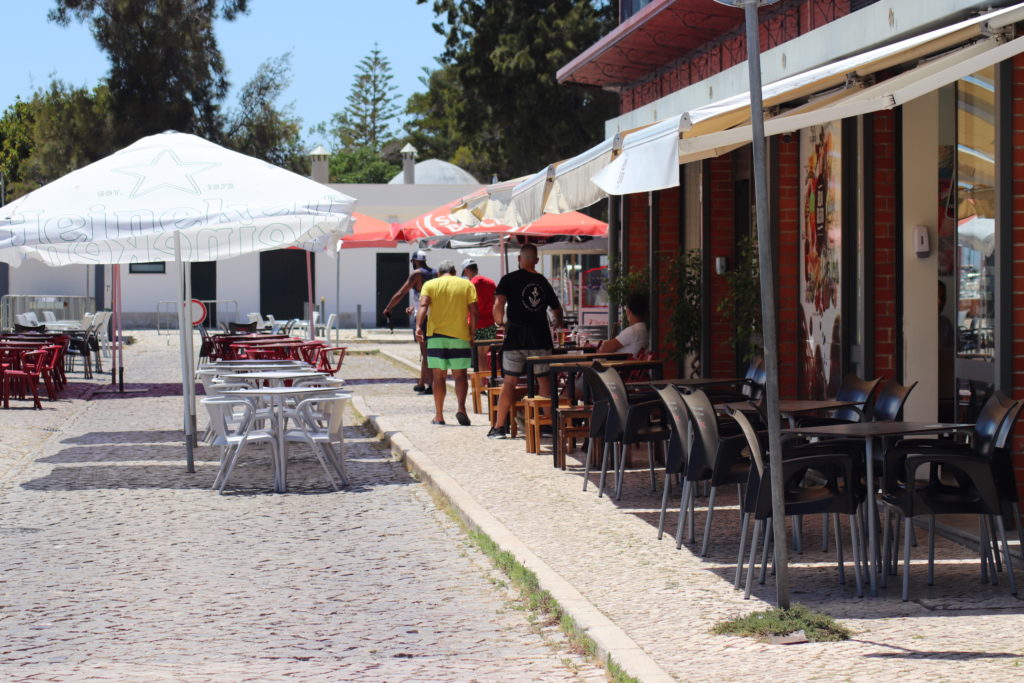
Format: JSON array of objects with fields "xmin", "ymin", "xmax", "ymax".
[{"xmin": 349, "ymin": 391, "xmax": 676, "ymax": 683}]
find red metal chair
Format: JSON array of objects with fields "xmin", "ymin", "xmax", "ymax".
[
  {"xmin": 4, "ymin": 349, "xmax": 49, "ymax": 409},
  {"xmin": 316, "ymin": 346, "xmax": 347, "ymax": 375},
  {"xmin": 297, "ymin": 342, "xmax": 325, "ymax": 365}
]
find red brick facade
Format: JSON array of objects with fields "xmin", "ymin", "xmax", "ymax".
[
  {"xmin": 775, "ymin": 136, "xmax": 801, "ymax": 399},
  {"xmin": 871, "ymin": 110, "xmax": 899, "ymax": 379},
  {"xmin": 620, "ymin": 0, "xmax": 853, "ymax": 115},
  {"xmin": 1010, "ymin": 54, "xmax": 1024, "ymax": 500}
]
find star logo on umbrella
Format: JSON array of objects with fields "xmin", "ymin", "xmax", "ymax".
[{"xmin": 112, "ymin": 148, "xmax": 219, "ymax": 198}]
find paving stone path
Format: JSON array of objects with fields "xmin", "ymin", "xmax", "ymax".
[
  {"xmin": 0, "ymin": 333, "xmax": 603, "ymax": 681},
  {"xmin": 358, "ymin": 342, "xmax": 1024, "ymax": 682}
]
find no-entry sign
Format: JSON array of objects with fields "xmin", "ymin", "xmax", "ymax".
[{"xmin": 189, "ymin": 299, "xmax": 207, "ymax": 326}]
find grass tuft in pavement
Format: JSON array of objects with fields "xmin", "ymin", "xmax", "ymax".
[{"xmin": 712, "ymin": 603, "xmax": 851, "ymax": 642}]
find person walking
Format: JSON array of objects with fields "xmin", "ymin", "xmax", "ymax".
[
  {"xmin": 383, "ymin": 250, "xmax": 436, "ymax": 393},
  {"xmin": 461, "ymin": 259, "xmax": 497, "ymax": 340},
  {"xmin": 416, "ymin": 260, "xmax": 478, "ymax": 426},
  {"xmin": 487, "ymin": 243, "xmax": 563, "ymax": 439}
]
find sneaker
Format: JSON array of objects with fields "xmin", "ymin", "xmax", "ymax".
[
  {"xmin": 486, "ymin": 425, "xmax": 508, "ymax": 439},
  {"xmin": 413, "ymin": 384, "xmax": 426, "ymax": 392}
]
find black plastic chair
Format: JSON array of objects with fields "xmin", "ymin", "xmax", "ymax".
[
  {"xmin": 675, "ymin": 389, "xmax": 751, "ymax": 556},
  {"xmin": 794, "ymin": 373, "xmax": 882, "ymax": 428},
  {"xmin": 581, "ymin": 362, "xmax": 668, "ymax": 500},
  {"xmin": 727, "ymin": 407, "xmax": 867, "ymax": 598},
  {"xmin": 881, "ymin": 392, "xmax": 1021, "ymax": 601},
  {"xmin": 652, "ymin": 383, "xmax": 692, "ymax": 539},
  {"xmin": 703, "ymin": 357, "xmax": 765, "ymax": 404},
  {"xmin": 870, "ymin": 379, "xmax": 918, "ymax": 421},
  {"xmin": 228, "ymin": 321, "xmax": 259, "ymax": 334}
]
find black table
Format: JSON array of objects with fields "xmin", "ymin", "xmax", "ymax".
[{"xmin": 783, "ymin": 421, "xmax": 973, "ymax": 596}]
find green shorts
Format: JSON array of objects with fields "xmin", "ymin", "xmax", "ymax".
[{"xmin": 426, "ymin": 335, "xmax": 472, "ymax": 371}]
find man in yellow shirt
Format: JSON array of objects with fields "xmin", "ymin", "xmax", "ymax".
[{"xmin": 416, "ymin": 260, "xmax": 478, "ymax": 425}]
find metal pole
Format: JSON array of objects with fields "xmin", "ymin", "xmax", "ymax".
[
  {"xmin": 174, "ymin": 233, "xmax": 195, "ymax": 473},
  {"xmin": 183, "ymin": 259, "xmax": 196, "ymax": 446},
  {"xmin": 306, "ymin": 250, "xmax": 315, "ymax": 341},
  {"xmin": 356, "ymin": 304, "xmax": 362, "ymax": 337},
  {"xmin": 742, "ymin": 0, "xmax": 790, "ymax": 609},
  {"xmin": 335, "ymin": 248, "xmax": 341, "ymax": 344}
]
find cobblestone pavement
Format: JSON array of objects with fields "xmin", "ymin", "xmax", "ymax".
[
  {"xmin": 0, "ymin": 332, "xmax": 604, "ymax": 681},
  {"xmin": 356, "ymin": 343, "xmax": 1024, "ymax": 682}
]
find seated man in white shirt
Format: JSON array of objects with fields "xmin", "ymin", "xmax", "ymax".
[
  {"xmin": 597, "ymin": 292, "xmax": 649, "ymax": 357},
  {"xmin": 568, "ymin": 292, "xmax": 649, "ymax": 397}
]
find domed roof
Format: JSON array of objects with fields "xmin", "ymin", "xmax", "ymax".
[{"xmin": 388, "ymin": 159, "xmax": 479, "ymax": 185}]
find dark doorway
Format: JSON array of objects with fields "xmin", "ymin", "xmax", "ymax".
[
  {"xmin": 260, "ymin": 249, "xmax": 311, "ymax": 320},
  {"xmin": 376, "ymin": 253, "xmax": 411, "ymax": 327},
  {"xmin": 190, "ymin": 261, "xmax": 217, "ymax": 327}
]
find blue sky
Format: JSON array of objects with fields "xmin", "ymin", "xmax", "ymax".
[{"xmin": 0, "ymin": 0, "xmax": 446, "ymax": 145}]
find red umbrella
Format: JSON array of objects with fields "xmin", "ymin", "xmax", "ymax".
[
  {"xmin": 400, "ymin": 199, "xmax": 606, "ymax": 241},
  {"xmin": 339, "ymin": 212, "xmax": 404, "ymax": 248}
]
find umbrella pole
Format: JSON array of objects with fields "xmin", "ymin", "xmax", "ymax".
[
  {"xmin": 335, "ymin": 246, "xmax": 341, "ymax": 345},
  {"xmin": 306, "ymin": 251, "xmax": 315, "ymax": 341},
  {"xmin": 110, "ymin": 263, "xmax": 118, "ymax": 386},
  {"xmin": 174, "ymin": 233, "xmax": 195, "ymax": 473},
  {"xmin": 741, "ymin": 0, "xmax": 790, "ymax": 609},
  {"xmin": 114, "ymin": 264, "xmax": 124, "ymax": 392},
  {"xmin": 184, "ymin": 260, "xmax": 196, "ymax": 443}
]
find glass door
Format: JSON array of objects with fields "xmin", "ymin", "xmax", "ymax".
[{"xmin": 953, "ymin": 66, "xmax": 997, "ymax": 421}]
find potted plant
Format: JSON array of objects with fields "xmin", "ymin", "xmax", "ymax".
[{"xmin": 717, "ymin": 235, "xmax": 762, "ymax": 362}]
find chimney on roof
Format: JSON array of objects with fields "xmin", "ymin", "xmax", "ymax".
[
  {"xmin": 401, "ymin": 143, "xmax": 418, "ymax": 184},
  {"xmin": 309, "ymin": 145, "xmax": 329, "ymax": 184}
]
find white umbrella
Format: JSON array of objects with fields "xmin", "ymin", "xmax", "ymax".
[{"xmin": 0, "ymin": 131, "xmax": 356, "ymax": 471}]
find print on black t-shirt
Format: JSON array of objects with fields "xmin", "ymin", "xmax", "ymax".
[{"xmin": 496, "ymin": 269, "xmax": 561, "ymax": 350}]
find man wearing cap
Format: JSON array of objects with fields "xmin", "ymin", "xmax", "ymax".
[
  {"xmin": 416, "ymin": 260, "xmax": 477, "ymax": 426},
  {"xmin": 383, "ymin": 250, "xmax": 436, "ymax": 393},
  {"xmin": 461, "ymin": 259, "xmax": 497, "ymax": 340}
]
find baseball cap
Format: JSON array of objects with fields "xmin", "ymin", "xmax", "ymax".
[
  {"xmin": 460, "ymin": 259, "xmax": 477, "ymax": 272},
  {"xmin": 410, "ymin": 249, "xmax": 428, "ymax": 262}
]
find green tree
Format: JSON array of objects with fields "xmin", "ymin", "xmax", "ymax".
[
  {"xmin": 222, "ymin": 54, "xmax": 306, "ymax": 173},
  {"xmin": 416, "ymin": 0, "xmax": 617, "ymax": 180},
  {"xmin": 324, "ymin": 46, "xmax": 402, "ymax": 152},
  {"xmin": 0, "ymin": 81, "xmax": 114, "ymax": 201},
  {"xmin": 0, "ymin": 99, "xmax": 37, "ymax": 200},
  {"xmin": 404, "ymin": 64, "xmax": 473, "ymax": 167},
  {"xmin": 328, "ymin": 147, "xmax": 399, "ymax": 184},
  {"xmin": 49, "ymin": 0, "xmax": 250, "ymax": 146}
]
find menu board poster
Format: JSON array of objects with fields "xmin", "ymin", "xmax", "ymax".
[{"xmin": 799, "ymin": 122, "xmax": 842, "ymax": 399}]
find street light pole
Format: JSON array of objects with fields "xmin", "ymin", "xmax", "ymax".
[{"xmin": 714, "ymin": 0, "xmax": 789, "ymax": 609}]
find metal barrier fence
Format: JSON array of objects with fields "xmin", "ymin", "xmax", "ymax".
[
  {"xmin": 1, "ymin": 294, "xmax": 97, "ymax": 330},
  {"xmin": 156, "ymin": 299, "xmax": 239, "ymax": 334}
]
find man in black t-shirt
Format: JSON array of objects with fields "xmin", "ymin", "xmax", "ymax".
[{"xmin": 487, "ymin": 243, "xmax": 563, "ymax": 439}]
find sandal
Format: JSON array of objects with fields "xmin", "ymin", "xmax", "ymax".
[{"xmin": 431, "ymin": 418, "xmax": 445, "ymax": 425}]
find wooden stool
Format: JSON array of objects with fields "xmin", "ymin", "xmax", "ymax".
[
  {"xmin": 523, "ymin": 396, "xmax": 569, "ymax": 454},
  {"xmin": 555, "ymin": 406, "xmax": 592, "ymax": 469},
  {"xmin": 488, "ymin": 383, "xmax": 526, "ymax": 428},
  {"xmin": 469, "ymin": 370, "xmax": 489, "ymax": 414}
]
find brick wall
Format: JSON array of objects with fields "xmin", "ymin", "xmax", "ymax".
[
  {"xmin": 620, "ymin": 0, "xmax": 853, "ymax": 114},
  {"xmin": 871, "ymin": 110, "xmax": 899, "ymax": 379},
  {"xmin": 708, "ymin": 155, "xmax": 736, "ymax": 377},
  {"xmin": 776, "ymin": 137, "xmax": 801, "ymax": 399},
  {"xmin": 1010, "ymin": 54, "xmax": 1024, "ymax": 505}
]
